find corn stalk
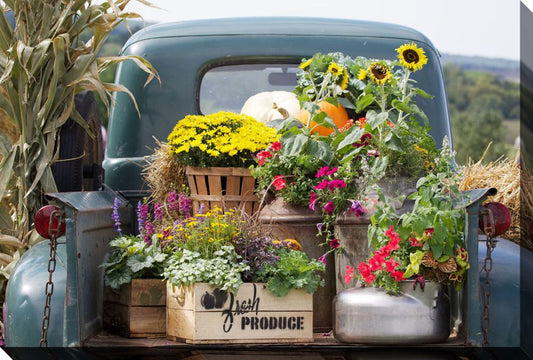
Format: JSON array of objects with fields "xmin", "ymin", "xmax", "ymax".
[{"xmin": 0, "ymin": 0, "xmax": 157, "ymax": 245}]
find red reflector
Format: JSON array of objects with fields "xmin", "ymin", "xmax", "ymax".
[
  {"xmin": 34, "ymin": 205, "xmax": 65, "ymax": 239},
  {"xmin": 479, "ymin": 202, "xmax": 511, "ymax": 237}
]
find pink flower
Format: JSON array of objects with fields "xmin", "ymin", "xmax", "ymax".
[
  {"xmin": 330, "ymin": 238, "xmax": 340, "ymax": 249},
  {"xmin": 272, "ymin": 175, "xmax": 286, "ymax": 190},
  {"xmin": 367, "ymin": 149, "xmax": 380, "ymax": 157},
  {"xmin": 318, "ymin": 253, "xmax": 327, "ymax": 265},
  {"xmin": 316, "ymin": 166, "xmax": 331, "ymax": 178},
  {"xmin": 327, "ymin": 179, "xmax": 347, "ymax": 190},
  {"xmin": 270, "ymin": 141, "xmax": 282, "ymax": 152},
  {"xmin": 309, "ymin": 192, "xmax": 317, "ymax": 211},
  {"xmin": 344, "ymin": 266, "xmax": 355, "ymax": 284},
  {"xmin": 424, "ymin": 228, "xmax": 435, "ymax": 238},
  {"xmin": 326, "ymin": 167, "xmax": 338, "ymax": 176},
  {"xmin": 363, "ymin": 273, "xmax": 375, "ymax": 284},
  {"xmin": 314, "ymin": 179, "xmax": 329, "ymax": 190},
  {"xmin": 323, "ymin": 200, "xmax": 335, "ymax": 215},
  {"xmin": 256, "ymin": 150, "xmax": 272, "ymax": 166}
]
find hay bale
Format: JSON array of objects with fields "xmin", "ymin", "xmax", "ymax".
[
  {"xmin": 142, "ymin": 140, "xmax": 187, "ymax": 202},
  {"xmin": 459, "ymin": 149, "xmax": 530, "ymax": 249}
]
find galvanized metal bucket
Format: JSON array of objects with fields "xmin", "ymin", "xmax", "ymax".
[{"xmin": 333, "ymin": 280, "xmax": 451, "ymax": 344}]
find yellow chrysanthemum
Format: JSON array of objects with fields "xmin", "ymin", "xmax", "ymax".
[
  {"xmin": 299, "ymin": 58, "xmax": 312, "ymax": 70},
  {"xmin": 396, "ymin": 42, "xmax": 428, "ymax": 71},
  {"xmin": 368, "ymin": 62, "xmax": 392, "ymax": 85},
  {"xmin": 358, "ymin": 68, "xmax": 368, "ymax": 81}
]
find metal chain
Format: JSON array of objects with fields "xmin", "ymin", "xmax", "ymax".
[
  {"xmin": 39, "ymin": 210, "xmax": 64, "ymax": 348},
  {"xmin": 480, "ymin": 207, "xmax": 496, "ymax": 346}
]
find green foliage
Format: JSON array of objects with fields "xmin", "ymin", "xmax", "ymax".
[
  {"xmin": 256, "ymin": 248, "xmax": 325, "ymax": 297},
  {"xmin": 102, "ymin": 235, "xmax": 168, "ymax": 290},
  {"xmin": 443, "ymin": 64, "xmax": 519, "ymax": 163}
]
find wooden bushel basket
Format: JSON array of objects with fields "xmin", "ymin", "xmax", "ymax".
[{"xmin": 186, "ymin": 166, "xmax": 259, "ymax": 215}]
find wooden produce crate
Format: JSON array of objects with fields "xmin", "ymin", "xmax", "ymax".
[
  {"xmin": 186, "ymin": 166, "xmax": 259, "ymax": 215},
  {"xmin": 103, "ymin": 278, "xmax": 166, "ymax": 338},
  {"xmin": 167, "ymin": 282, "xmax": 313, "ymax": 344}
]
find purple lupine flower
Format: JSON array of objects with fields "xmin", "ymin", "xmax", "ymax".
[
  {"xmin": 154, "ymin": 202, "xmax": 164, "ymax": 223},
  {"xmin": 179, "ymin": 193, "xmax": 192, "ymax": 216},
  {"xmin": 112, "ymin": 197, "xmax": 122, "ymax": 236},
  {"xmin": 167, "ymin": 191, "xmax": 178, "ymax": 211},
  {"xmin": 323, "ymin": 200, "xmax": 335, "ymax": 215},
  {"xmin": 136, "ymin": 201, "xmax": 145, "ymax": 234},
  {"xmin": 349, "ymin": 200, "xmax": 365, "ymax": 217}
]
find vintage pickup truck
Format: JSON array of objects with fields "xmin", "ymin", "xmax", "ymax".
[{"xmin": 2, "ymin": 17, "xmax": 531, "ymax": 358}]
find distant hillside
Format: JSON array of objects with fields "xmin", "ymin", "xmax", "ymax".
[{"xmin": 441, "ymin": 53, "xmax": 520, "ymax": 82}]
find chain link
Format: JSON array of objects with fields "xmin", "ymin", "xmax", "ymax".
[
  {"xmin": 480, "ymin": 207, "xmax": 496, "ymax": 346},
  {"xmin": 40, "ymin": 210, "xmax": 64, "ymax": 348}
]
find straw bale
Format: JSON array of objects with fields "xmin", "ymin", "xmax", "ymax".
[
  {"xmin": 142, "ymin": 140, "xmax": 187, "ymax": 202},
  {"xmin": 459, "ymin": 148, "xmax": 531, "ymax": 250}
]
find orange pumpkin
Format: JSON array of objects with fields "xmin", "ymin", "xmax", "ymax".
[{"xmin": 296, "ymin": 101, "xmax": 349, "ymax": 136}]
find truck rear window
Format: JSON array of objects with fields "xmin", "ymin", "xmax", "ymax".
[{"xmin": 199, "ymin": 64, "xmax": 300, "ymax": 114}]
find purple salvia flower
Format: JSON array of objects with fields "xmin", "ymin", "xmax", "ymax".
[
  {"xmin": 349, "ymin": 200, "xmax": 365, "ymax": 217},
  {"xmin": 154, "ymin": 202, "xmax": 164, "ymax": 223},
  {"xmin": 136, "ymin": 201, "xmax": 145, "ymax": 234},
  {"xmin": 112, "ymin": 197, "xmax": 122, "ymax": 236}
]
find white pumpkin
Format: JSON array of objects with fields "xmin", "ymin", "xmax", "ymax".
[{"xmin": 241, "ymin": 91, "xmax": 300, "ymax": 123}]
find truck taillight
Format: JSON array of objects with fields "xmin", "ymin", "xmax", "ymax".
[
  {"xmin": 479, "ymin": 202, "xmax": 511, "ymax": 237},
  {"xmin": 34, "ymin": 205, "xmax": 65, "ymax": 239}
]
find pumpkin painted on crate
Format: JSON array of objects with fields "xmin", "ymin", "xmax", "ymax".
[
  {"xmin": 241, "ymin": 91, "xmax": 301, "ymax": 123},
  {"xmin": 296, "ymin": 101, "xmax": 349, "ymax": 137}
]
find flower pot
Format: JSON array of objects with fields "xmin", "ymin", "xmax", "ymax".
[
  {"xmin": 166, "ymin": 282, "xmax": 313, "ymax": 344},
  {"xmin": 103, "ymin": 278, "xmax": 166, "ymax": 338},
  {"xmin": 186, "ymin": 166, "xmax": 259, "ymax": 215},
  {"xmin": 333, "ymin": 281, "xmax": 451, "ymax": 344},
  {"xmin": 258, "ymin": 197, "xmax": 335, "ymax": 332}
]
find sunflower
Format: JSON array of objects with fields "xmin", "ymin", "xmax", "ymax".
[
  {"xmin": 368, "ymin": 62, "xmax": 392, "ymax": 85},
  {"xmin": 340, "ymin": 68, "xmax": 349, "ymax": 90},
  {"xmin": 357, "ymin": 68, "xmax": 368, "ymax": 81},
  {"xmin": 299, "ymin": 58, "xmax": 313, "ymax": 70},
  {"xmin": 396, "ymin": 42, "xmax": 428, "ymax": 71},
  {"xmin": 327, "ymin": 62, "xmax": 343, "ymax": 76}
]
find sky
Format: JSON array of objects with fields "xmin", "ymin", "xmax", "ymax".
[{"xmin": 117, "ymin": 0, "xmax": 520, "ymax": 61}]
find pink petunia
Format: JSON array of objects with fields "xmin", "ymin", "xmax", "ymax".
[
  {"xmin": 270, "ymin": 141, "xmax": 282, "ymax": 152},
  {"xmin": 330, "ymin": 238, "xmax": 340, "ymax": 249},
  {"xmin": 256, "ymin": 150, "xmax": 272, "ymax": 166},
  {"xmin": 309, "ymin": 192, "xmax": 317, "ymax": 211},
  {"xmin": 323, "ymin": 200, "xmax": 335, "ymax": 215}
]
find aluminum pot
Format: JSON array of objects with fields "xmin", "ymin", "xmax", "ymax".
[{"xmin": 333, "ymin": 280, "xmax": 451, "ymax": 344}]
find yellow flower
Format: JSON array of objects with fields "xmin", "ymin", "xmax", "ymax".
[
  {"xmin": 328, "ymin": 62, "xmax": 343, "ymax": 76},
  {"xmin": 396, "ymin": 42, "xmax": 428, "ymax": 72},
  {"xmin": 368, "ymin": 62, "xmax": 392, "ymax": 85},
  {"xmin": 299, "ymin": 58, "xmax": 312, "ymax": 70},
  {"xmin": 340, "ymin": 68, "xmax": 349, "ymax": 90},
  {"xmin": 358, "ymin": 68, "xmax": 367, "ymax": 81}
]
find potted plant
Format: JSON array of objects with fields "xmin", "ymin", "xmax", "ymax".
[
  {"xmin": 166, "ymin": 111, "xmax": 278, "ymax": 215},
  {"xmin": 161, "ymin": 205, "xmax": 325, "ymax": 343},
  {"xmin": 334, "ymin": 140, "xmax": 469, "ymax": 344},
  {"xmin": 101, "ymin": 191, "xmax": 191, "ymax": 337}
]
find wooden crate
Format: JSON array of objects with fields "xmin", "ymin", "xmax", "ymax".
[
  {"xmin": 167, "ymin": 282, "xmax": 313, "ymax": 344},
  {"xmin": 186, "ymin": 166, "xmax": 259, "ymax": 215},
  {"xmin": 103, "ymin": 278, "xmax": 166, "ymax": 338}
]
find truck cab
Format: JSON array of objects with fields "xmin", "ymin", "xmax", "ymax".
[{"xmin": 3, "ymin": 17, "xmax": 528, "ymax": 356}]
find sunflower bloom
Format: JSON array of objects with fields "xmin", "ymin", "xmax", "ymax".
[
  {"xmin": 396, "ymin": 42, "xmax": 428, "ymax": 71},
  {"xmin": 327, "ymin": 62, "xmax": 341, "ymax": 76},
  {"xmin": 368, "ymin": 62, "xmax": 392, "ymax": 85},
  {"xmin": 357, "ymin": 68, "xmax": 368, "ymax": 81},
  {"xmin": 340, "ymin": 68, "xmax": 349, "ymax": 90},
  {"xmin": 299, "ymin": 58, "xmax": 312, "ymax": 70}
]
